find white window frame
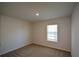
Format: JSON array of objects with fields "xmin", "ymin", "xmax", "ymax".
[{"xmin": 47, "ymin": 24, "xmax": 58, "ymax": 42}]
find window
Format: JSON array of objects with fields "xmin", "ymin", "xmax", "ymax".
[{"xmin": 47, "ymin": 24, "xmax": 58, "ymax": 42}]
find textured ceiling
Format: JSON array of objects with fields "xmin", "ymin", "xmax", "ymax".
[{"xmin": 0, "ymin": 2, "xmax": 76, "ymax": 21}]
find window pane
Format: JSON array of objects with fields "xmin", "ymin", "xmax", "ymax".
[{"xmin": 47, "ymin": 25, "xmax": 58, "ymax": 42}]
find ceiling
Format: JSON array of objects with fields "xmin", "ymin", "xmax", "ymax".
[{"xmin": 0, "ymin": 2, "xmax": 76, "ymax": 21}]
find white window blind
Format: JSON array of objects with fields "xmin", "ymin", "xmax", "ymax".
[{"xmin": 47, "ymin": 24, "xmax": 58, "ymax": 42}]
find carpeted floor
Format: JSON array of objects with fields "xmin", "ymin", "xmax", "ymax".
[{"xmin": 1, "ymin": 44, "xmax": 71, "ymax": 57}]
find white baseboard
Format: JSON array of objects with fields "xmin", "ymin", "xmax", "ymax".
[
  {"xmin": 32, "ymin": 42, "xmax": 71, "ymax": 52},
  {"xmin": 0, "ymin": 42, "xmax": 71, "ymax": 56},
  {"xmin": 0, "ymin": 42, "xmax": 32, "ymax": 55}
]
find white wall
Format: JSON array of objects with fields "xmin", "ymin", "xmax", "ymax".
[
  {"xmin": 71, "ymin": 3, "xmax": 79, "ymax": 57},
  {"xmin": 0, "ymin": 15, "xmax": 32, "ymax": 55},
  {"xmin": 0, "ymin": 15, "xmax": 71, "ymax": 55},
  {"xmin": 0, "ymin": 16, "xmax": 1, "ymax": 52},
  {"xmin": 32, "ymin": 16, "xmax": 71, "ymax": 52}
]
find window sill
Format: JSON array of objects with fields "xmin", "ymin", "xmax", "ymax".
[{"xmin": 47, "ymin": 39, "xmax": 58, "ymax": 43}]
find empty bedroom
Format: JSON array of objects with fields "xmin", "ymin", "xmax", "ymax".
[{"xmin": 0, "ymin": 2, "xmax": 79, "ymax": 57}]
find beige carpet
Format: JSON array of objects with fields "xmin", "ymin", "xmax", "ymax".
[{"xmin": 1, "ymin": 44, "xmax": 71, "ymax": 57}]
